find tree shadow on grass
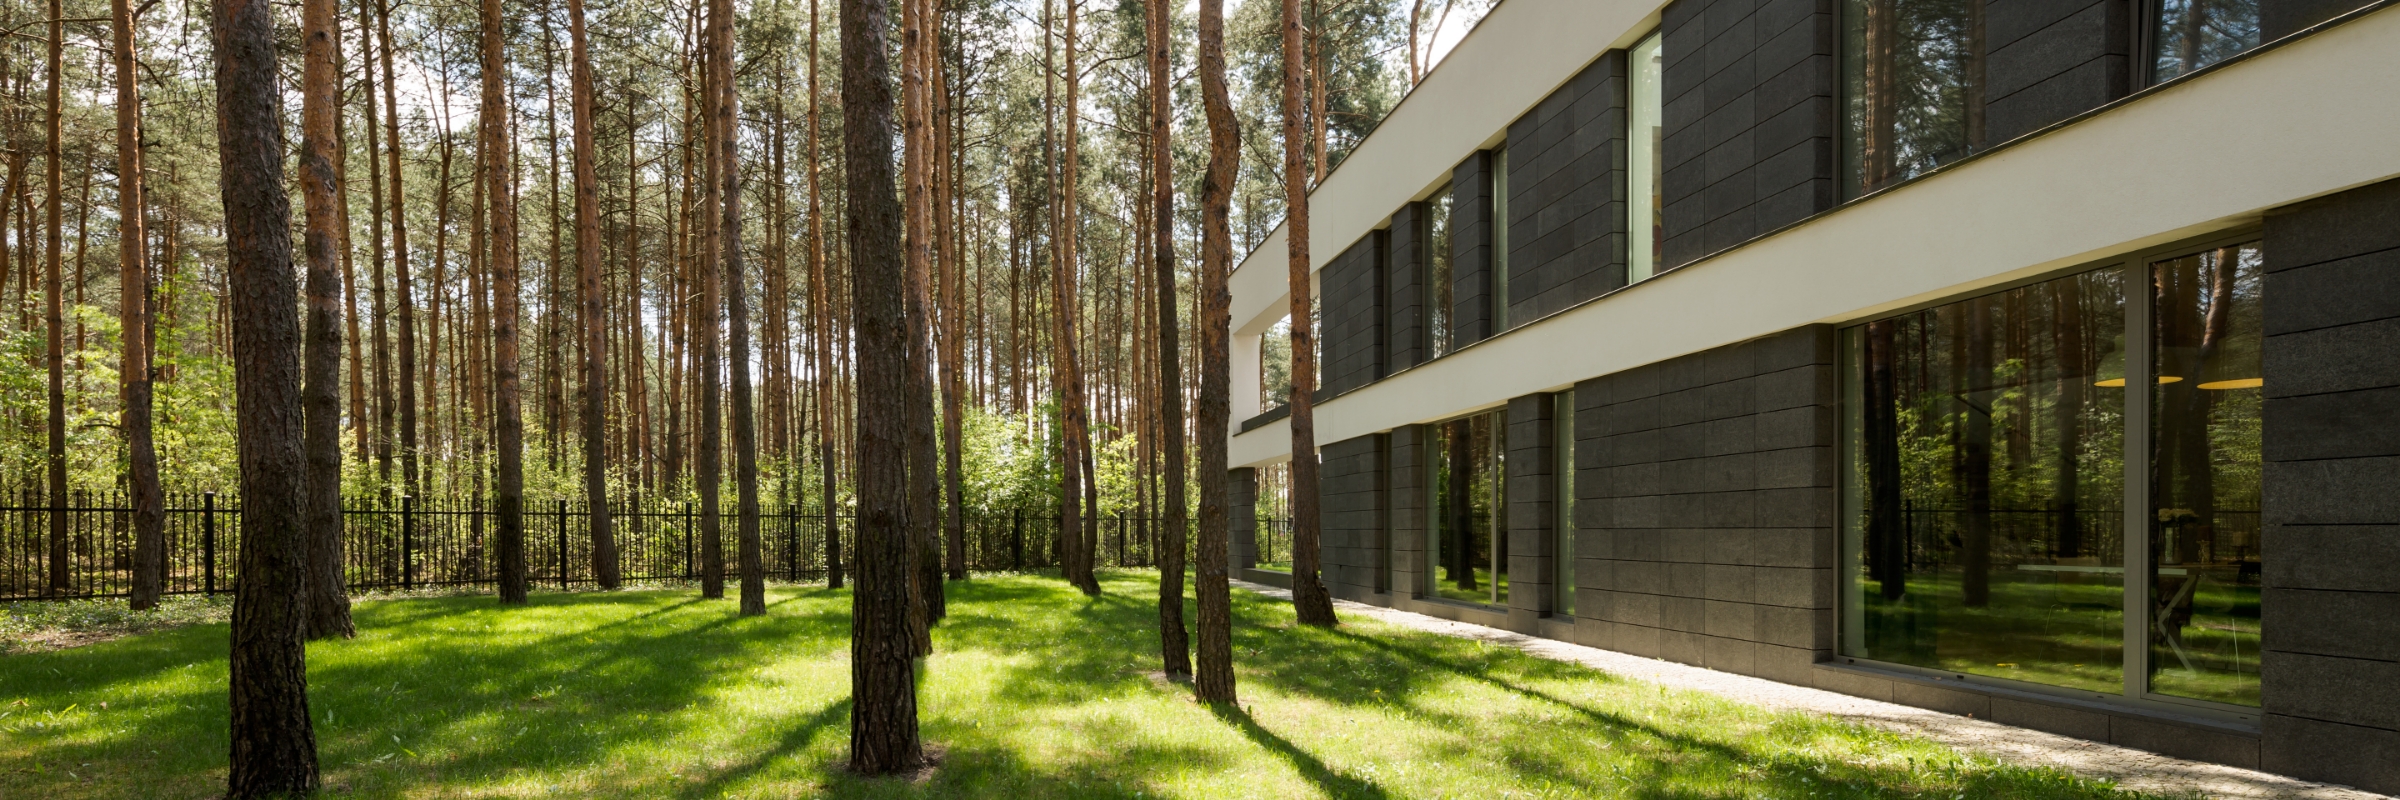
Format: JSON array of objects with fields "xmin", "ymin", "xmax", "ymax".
[
  {"xmin": 1206, "ymin": 701, "xmax": 1390, "ymax": 800},
  {"xmin": 679, "ymin": 696, "xmax": 850, "ymax": 799}
]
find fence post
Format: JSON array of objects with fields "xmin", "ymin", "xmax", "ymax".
[
  {"xmin": 785, "ymin": 504, "xmax": 798, "ymax": 581},
  {"xmin": 202, "ymin": 492, "xmax": 217, "ymax": 597},
  {"xmin": 558, "ymin": 499, "xmax": 570, "ymax": 590},
  {"xmin": 1011, "ymin": 508, "xmax": 1023, "ymax": 570},
  {"xmin": 402, "ymin": 495, "xmax": 416, "ymax": 590},
  {"xmin": 1117, "ymin": 517, "xmax": 1126, "ymax": 568},
  {"xmin": 684, "ymin": 502, "xmax": 695, "ymax": 579}
]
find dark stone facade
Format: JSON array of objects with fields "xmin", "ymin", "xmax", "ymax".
[
  {"xmin": 1572, "ymin": 327, "xmax": 1838, "ymax": 685},
  {"xmin": 2263, "ymin": 0, "xmax": 2378, "ymax": 38},
  {"xmin": 2258, "ymin": 177, "xmax": 2400, "ymax": 794},
  {"xmin": 1451, "ymin": 151, "xmax": 1497, "ymax": 345},
  {"xmin": 1984, "ymin": 0, "xmax": 2131, "ymax": 143},
  {"xmin": 1318, "ymin": 434, "xmax": 1387, "ymax": 598},
  {"xmin": 1506, "ymin": 394, "xmax": 1561, "ymax": 630},
  {"xmin": 1320, "ymin": 232, "xmax": 1386, "ymax": 398},
  {"xmin": 1659, "ymin": 0, "xmax": 1839, "ymax": 268},
  {"xmin": 1388, "ymin": 203, "xmax": 1428, "ymax": 372},
  {"xmin": 1504, "ymin": 52, "xmax": 1631, "ymax": 327}
]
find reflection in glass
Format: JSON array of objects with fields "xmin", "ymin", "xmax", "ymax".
[
  {"xmin": 1261, "ymin": 315, "xmax": 1292, "ymax": 408},
  {"xmin": 1841, "ymin": 0, "xmax": 1985, "ymax": 196},
  {"xmin": 2153, "ymin": 0, "xmax": 2259, "ymax": 83},
  {"xmin": 1426, "ymin": 186, "xmax": 1454, "ymax": 358},
  {"xmin": 1842, "ymin": 268, "xmax": 2126, "ymax": 693},
  {"xmin": 1428, "ymin": 411, "xmax": 1506, "ymax": 606},
  {"xmin": 2148, "ymin": 243, "xmax": 2263, "ymax": 707},
  {"xmin": 1628, "ymin": 32, "xmax": 1663, "ymax": 284}
]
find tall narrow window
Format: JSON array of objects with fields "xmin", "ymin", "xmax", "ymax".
[
  {"xmin": 2146, "ymin": 242, "xmax": 2263, "ymax": 707},
  {"xmin": 1554, "ymin": 390, "xmax": 1576, "ymax": 616},
  {"xmin": 1425, "ymin": 186, "xmax": 1455, "ymax": 358},
  {"xmin": 1842, "ymin": 0, "xmax": 1985, "ymax": 197},
  {"xmin": 1427, "ymin": 410, "xmax": 1506, "ymax": 606},
  {"xmin": 1261, "ymin": 314, "xmax": 1293, "ymax": 408},
  {"xmin": 2152, "ymin": 0, "xmax": 2259, "ymax": 83},
  {"xmin": 1628, "ymin": 32, "xmax": 1663, "ymax": 284},
  {"xmin": 1492, "ymin": 148, "xmax": 1509, "ymax": 331}
]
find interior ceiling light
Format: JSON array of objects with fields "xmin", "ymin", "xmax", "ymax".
[
  {"xmin": 2198, "ymin": 377, "xmax": 2264, "ymax": 390},
  {"xmin": 2093, "ymin": 376, "xmax": 2184, "ymax": 387}
]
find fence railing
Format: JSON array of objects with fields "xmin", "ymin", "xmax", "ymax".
[{"xmin": 1, "ymin": 490, "xmax": 1183, "ymax": 601}]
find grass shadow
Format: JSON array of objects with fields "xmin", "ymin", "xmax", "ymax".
[{"xmin": 1206, "ymin": 702, "xmax": 1390, "ymax": 800}]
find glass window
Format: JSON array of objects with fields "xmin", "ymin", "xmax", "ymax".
[
  {"xmin": 1427, "ymin": 411, "xmax": 1506, "ymax": 606},
  {"xmin": 2146, "ymin": 243, "xmax": 2263, "ymax": 706},
  {"xmin": 1842, "ymin": 268, "xmax": 2127, "ymax": 694},
  {"xmin": 1425, "ymin": 185, "xmax": 1455, "ymax": 358},
  {"xmin": 1628, "ymin": 32, "xmax": 1663, "ymax": 284},
  {"xmin": 1261, "ymin": 314, "xmax": 1292, "ymax": 408},
  {"xmin": 1492, "ymin": 148, "xmax": 1509, "ymax": 331},
  {"xmin": 2152, "ymin": 0, "xmax": 2260, "ymax": 83},
  {"xmin": 1841, "ymin": 0, "xmax": 1985, "ymax": 197},
  {"xmin": 1555, "ymin": 391, "xmax": 1576, "ymax": 616},
  {"xmin": 1842, "ymin": 238, "xmax": 2266, "ymax": 711}
]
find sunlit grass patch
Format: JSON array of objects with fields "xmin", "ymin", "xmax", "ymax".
[{"xmin": 1, "ymin": 572, "xmax": 2187, "ymax": 798}]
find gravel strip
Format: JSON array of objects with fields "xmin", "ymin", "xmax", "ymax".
[{"xmin": 1232, "ymin": 579, "xmax": 2388, "ymax": 800}]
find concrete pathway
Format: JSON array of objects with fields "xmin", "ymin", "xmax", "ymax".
[{"xmin": 1232, "ymin": 580, "xmax": 2389, "ymax": 800}]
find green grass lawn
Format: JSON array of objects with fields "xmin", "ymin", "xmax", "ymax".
[{"xmin": 1, "ymin": 572, "xmax": 2183, "ymax": 799}]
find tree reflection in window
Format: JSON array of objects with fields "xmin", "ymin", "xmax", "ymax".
[
  {"xmin": 2148, "ymin": 243, "xmax": 2264, "ymax": 707},
  {"xmin": 1428, "ymin": 411, "xmax": 1505, "ymax": 606},
  {"xmin": 2153, "ymin": 0, "xmax": 2259, "ymax": 83},
  {"xmin": 1842, "ymin": 268, "xmax": 2127, "ymax": 694},
  {"xmin": 1842, "ymin": 0, "xmax": 1985, "ymax": 196}
]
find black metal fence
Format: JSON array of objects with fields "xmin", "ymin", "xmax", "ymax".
[{"xmin": 1, "ymin": 489, "xmax": 1183, "ymax": 601}]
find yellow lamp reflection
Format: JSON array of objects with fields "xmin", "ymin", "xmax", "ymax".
[
  {"xmin": 2198, "ymin": 377, "xmax": 2263, "ymax": 390},
  {"xmin": 2093, "ymin": 376, "xmax": 2184, "ymax": 387}
]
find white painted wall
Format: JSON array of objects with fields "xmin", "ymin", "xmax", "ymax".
[{"xmin": 1229, "ymin": 4, "xmax": 2400, "ymax": 468}]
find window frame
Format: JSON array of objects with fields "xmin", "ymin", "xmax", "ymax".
[{"xmin": 1833, "ymin": 227, "xmax": 2266, "ymax": 726}]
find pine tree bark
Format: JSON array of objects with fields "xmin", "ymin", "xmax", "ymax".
[
  {"xmin": 1147, "ymin": 0, "xmax": 1190, "ymax": 678},
  {"xmin": 213, "ymin": 0, "xmax": 322, "ymax": 788},
  {"xmin": 902, "ymin": 0, "xmax": 945, "ymax": 646},
  {"xmin": 808, "ymin": 0, "xmax": 842, "ymax": 590},
  {"xmin": 115, "ymin": 0, "xmax": 166, "ymax": 612},
  {"xmin": 483, "ymin": 0, "xmax": 529, "ymax": 604},
  {"xmin": 713, "ymin": 0, "xmax": 766, "ymax": 617},
  {"xmin": 1281, "ymin": 0, "xmax": 1338, "ymax": 627},
  {"xmin": 378, "ymin": 0, "xmax": 418, "ymax": 498},
  {"xmin": 1194, "ymin": 0, "xmax": 1240, "ymax": 704},
  {"xmin": 569, "ymin": 0, "xmax": 620, "ymax": 589},
  {"xmin": 697, "ymin": 20, "xmax": 727, "ymax": 600},
  {"xmin": 44, "ymin": 0, "xmax": 66, "ymax": 598},
  {"xmin": 843, "ymin": 0, "xmax": 924, "ymax": 768},
  {"xmin": 302, "ymin": 0, "xmax": 356, "ymax": 637}
]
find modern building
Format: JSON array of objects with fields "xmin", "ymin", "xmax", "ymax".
[{"xmin": 1220, "ymin": 0, "xmax": 2400, "ymax": 791}]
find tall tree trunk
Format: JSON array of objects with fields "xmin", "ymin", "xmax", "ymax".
[
  {"xmin": 116, "ymin": 0, "xmax": 166, "ymax": 611},
  {"xmin": 484, "ymin": 0, "xmax": 529, "ymax": 604},
  {"xmin": 363, "ymin": 0, "xmax": 392, "ymax": 488},
  {"xmin": 43, "ymin": 0, "xmax": 65, "ymax": 598},
  {"xmin": 809, "ymin": 0, "xmax": 842, "ymax": 589},
  {"xmin": 1281, "ymin": 0, "xmax": 1337, "ymax": 627},
  {"xmin": 902, "ymin": 0, "xmax": 945, "ymax": 645},
  {"xmin": 569, "ymin": 0, "xmax": 619, "ymax": 589},
  {"xmin": 937, "ymin": 6, "xmax": 969, "ymax": 583},
  {"xmin": 379, "ymin": 0, "xmax": 419, "ymax": 498},
  {"xmin": 698, "ymin": 20, "xmax": 726, "ymax": 600},
  {"xmin": 213, "ymin": 0, "xmax": 322, "ymax": 788},
  {"xmin": 301, "ymin": 0, "xmax": 356, "ymax": 637},
  {"xmin": 714, "ymin": 0, "xmax": 766, "ymax": 617},
  {"xmin": 1146, "ymin": 0, "xmax": 1190, "ymax": 677},
  {"xmin": 1194, "ymin": 0, "xmax": 1240, "ymax": 704},
  {"xmin": 842, "ymin": 0, "xmax": 924, "ymax": 768}
]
